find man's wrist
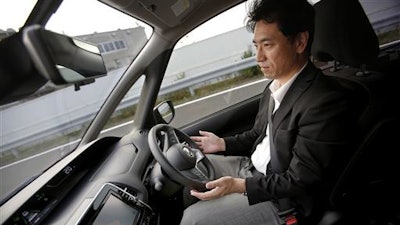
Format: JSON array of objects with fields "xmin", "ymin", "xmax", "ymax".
[
  {"xmin": 219, "ymin": 137, "xmax": 226, "ymax": 151},
  {"xmin": 233, "ymin": 178, "xmax": 246, "ymax": 194}
]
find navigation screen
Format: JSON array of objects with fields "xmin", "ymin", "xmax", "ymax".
[{"xmin": 93, "ymin": 194, "xmax": 138, "ymax": 225}]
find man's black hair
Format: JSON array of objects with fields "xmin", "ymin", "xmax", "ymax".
[{"xmin": 246, "ymin": 0, "xmax": 315, "ymax": 53}]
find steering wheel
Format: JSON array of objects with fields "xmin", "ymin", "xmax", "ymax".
[{"xmin": 148, "ymin": 124, "xmax": 215, "ymax": 192}]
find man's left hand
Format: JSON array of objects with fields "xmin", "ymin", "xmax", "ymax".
[{"xmin": 190, "ymin": 176, "xmax": 246, "ymax": 200}]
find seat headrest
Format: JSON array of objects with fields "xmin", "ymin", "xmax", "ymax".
[{"xmin": 311, "ymin": 0, "xmax": 379, "ymax": 67}]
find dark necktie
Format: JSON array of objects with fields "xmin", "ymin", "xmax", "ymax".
[
  {"xmin": 268, "ymin": 95, "xmax": 275, "ymax": 122},
  {"xmin": 266, "ymin": 95, "xmax": 275, "ymax": 175}
]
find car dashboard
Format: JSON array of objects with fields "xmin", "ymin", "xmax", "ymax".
[{"xmin": 2, "ymin": 134, "xmax": 159, "ymax": 225}]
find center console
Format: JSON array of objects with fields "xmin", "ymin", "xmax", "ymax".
[{"xmin": 76, "ymin": 183, "xmax": 156, "ymax": 225}]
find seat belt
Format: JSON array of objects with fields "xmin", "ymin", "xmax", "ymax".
[
  {"xmin": 277, "ymin": 199, "xmax": 298, "ymax": 225},
  {"xmin": 268, "ymin": 95, "xmax": 298, "ymax": 225}
]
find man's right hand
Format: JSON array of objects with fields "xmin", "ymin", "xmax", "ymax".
[{"xmin": 190, "ymin": 130, "xmax": 226, "ymax": 154}]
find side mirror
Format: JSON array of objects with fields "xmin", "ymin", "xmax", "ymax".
[{"xmin": 153, "ymin": 100, "xmax": 175, "ymax": 124}]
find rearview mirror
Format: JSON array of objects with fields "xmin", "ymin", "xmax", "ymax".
[
  {"xmin": 0, "ymin": 25, "xmax": 107, "ymax": 105},
  {"xmin": 23, "ymin": 25, "xmax": 107, "ymax": 85}
]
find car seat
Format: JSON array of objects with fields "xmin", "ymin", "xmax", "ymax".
[{"xmin": 311, "ymin": 0, "xmax": 400, "ymax": 224}]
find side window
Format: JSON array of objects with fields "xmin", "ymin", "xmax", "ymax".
[{"xmin": 157, "ymin": 3, "xmax": 266, "ymax": 128}]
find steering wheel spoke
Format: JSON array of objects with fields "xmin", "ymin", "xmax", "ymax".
[
  {"xmin": 165, "ymin": 127, "xmax": 180, "ymax": 145},
  {"xmin": 181, "ymin": 166, "xmax": 210, "ymax": 183}
]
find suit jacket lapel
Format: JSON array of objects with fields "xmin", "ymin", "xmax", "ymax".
[
  {"xmin": 268, "ymin": 62, "xmax": 319, "ymax": 172},
  {"xmin": 271, "ymin": 62, "xmax": 319, "ymax": 136}
]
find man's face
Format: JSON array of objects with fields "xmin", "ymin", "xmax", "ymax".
[{"xmin": 253, "ymin": 20, "xmax": 304, "ymax": 82}]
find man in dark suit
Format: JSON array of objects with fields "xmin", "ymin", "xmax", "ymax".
[{"xmin": 180, "ymin": 0, "xmax": 361, "ymax": 224}]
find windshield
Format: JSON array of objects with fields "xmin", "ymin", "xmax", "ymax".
[
  {"xmin": 0, "ymin": 1, "xmax": 37, "ymax": 35},
  {"xmin": 0, "ymin": 0, "xmax": 152, "ymax": 201}
]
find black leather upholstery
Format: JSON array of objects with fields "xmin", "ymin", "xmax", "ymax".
[
  {"xmin": 311, "ymin": 0, "xmax": 379, "ymax": 67},
  {"xmin": 311, "ymin": 0, "xmax": 400, "ymax": 224}
]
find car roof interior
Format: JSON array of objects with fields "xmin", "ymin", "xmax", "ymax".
[{"xmin": 100, "ymin": 0, "xmax": 246, "ymax": 42}]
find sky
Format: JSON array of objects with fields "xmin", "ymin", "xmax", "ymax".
[
  {"xmin": 178, "ymin": 3, "xmax": 248, "ymax": 47},
  {"xmin": 0, "ymin": 0, "xmax": 248, "ymax": 48},
  {"xmin": 0, "ymin": 0, "xmax": 37, "ymax": 32}
]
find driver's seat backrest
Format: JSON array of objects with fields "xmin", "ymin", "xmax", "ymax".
[{"xmin": 311, "ymin": 0, "xmax": 400, "ymax": 224}]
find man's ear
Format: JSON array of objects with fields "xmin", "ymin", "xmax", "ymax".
[{"xmin": 296, "ymin": 31, "xmax": 309, "ymax": 54}]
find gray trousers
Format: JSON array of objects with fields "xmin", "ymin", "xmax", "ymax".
[{"xmin": 180, "ymin": 155, "xmax": 282, "ymax": 225}]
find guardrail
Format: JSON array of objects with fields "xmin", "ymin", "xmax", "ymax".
[{"xmin": 1, "ymin": 57, "xmax": 257, "ymax": 153}]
